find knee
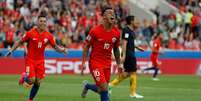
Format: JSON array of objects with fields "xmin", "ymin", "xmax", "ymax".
[{"xmin": 34, "ymin": 80, "xmax": 41, "ymax": 86}]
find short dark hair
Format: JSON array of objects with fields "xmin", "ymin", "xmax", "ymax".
[
  {"xmin": 126, "ymin": 15, "xmax": 135, "ymax": 25},
  {"xmin": 38, "ymin": 11, "xmax": 47, "ymax": 19},
  {"xmin": 101, "ymin": 5, "xmax": 113, "ymax": 16},
  {"xmin": 38, "ymin": 15, "xmax": 46, "ymax": 19}
]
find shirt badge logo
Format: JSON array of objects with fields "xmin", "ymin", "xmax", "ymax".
[
  {"xmin": 112, "ymin": 37, "xmax": 116, "ymax": 43},
  {"xmin": 125, "ymin": 33, "xmax": 129, "ymax": 38},
  {"xmin": 86, "ymin": 35, "xmax": 91, "ymax": 41},
  {"xmin": 44, "ymin": 38, "xmax": 48, "ymax": 43}
]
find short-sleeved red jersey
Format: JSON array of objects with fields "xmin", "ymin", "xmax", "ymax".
[
  {"xmin": 151, "ymin": 38, "xmax": 161, "ymax": 56},
  {"xmin": 21, "ymin": 28, "xmax": 55, "ymax": 60},
  {"xmin": 150, "ymin": 38, "xmax": 161, "ymax": 66},
  {"xmin": 85, "ymin": 24, "xmax": 120, "ymax": 69}
]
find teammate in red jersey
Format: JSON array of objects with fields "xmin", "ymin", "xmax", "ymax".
[
  {"xmin": 81, "ymin": 6, "xmax": 121, "ymax": 101},
  {"xmin": 143, "ymin": 33, "xmax": 163, "ymax": 81},
  {"xmin": 5, "ymin": 15, "xmax": 67, "ymax": 101}
]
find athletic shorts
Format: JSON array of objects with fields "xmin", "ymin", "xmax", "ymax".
[
  {"xmin": 25, "ymin": 58, "xmax": 45, "ymax": 79},
  {"xmin": 89, "ymin": 63, "xmax": 111, "ymax": 86},
  {"xmin": 150, "ymin": 54, "xmax": 159, "ymax": 67},
  {"xmin": 123, "ymin": 56, "xmax": 137, "ymax": 72}
]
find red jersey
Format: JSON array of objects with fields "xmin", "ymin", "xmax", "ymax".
[
  {"xmin": 21, "ymin": 28, "xmax": 56, "ymax": 60},
  {"xmin": 151, "ymin": 38, "xmax": 161, "ymax": 66},
  {"xmin": 151, "ymin": 38, "xmax": 161, "ymax": 56},
  {"xmin": 86, "ymin": 24, "xmax": 120, "ymax": 69}
]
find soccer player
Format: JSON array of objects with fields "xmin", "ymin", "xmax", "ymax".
[
  {"xmin": 5, "ymin": 14, "xmax": 67, "ymax": 101},
  {"xmin": 80, "ymin": 6, "xmax": 121, "ymax": 101},
  {"xmin": 143, "ymin": 32, "xmax": 163, "ymax": 81},
  {"xmin": 109, "ymin": 15, "xmax": 144, "ymax": 98}
]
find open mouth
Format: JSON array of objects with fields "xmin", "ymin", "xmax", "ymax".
[{"xmin": 110, "ymin": 17, "xmax": 115, "ymax": 20}]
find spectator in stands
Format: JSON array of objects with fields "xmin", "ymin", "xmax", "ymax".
[
  {"xmin": 20, "ymin": 4, "xmax": 30, "ymax": 17},
  {"xmin": 184, "ymin": 9, "xmax": 193, "ymax": 35},
  {"xmin": 191, "ymin": 11, "xmax": 200, "ymax": 38},
  {"xmin": 176, "ymin": 10, "xmax": 183, "ymax": 26},
  {"xmin": 0, "ymin": 0, "xmax": 200, "ymax": 50}
]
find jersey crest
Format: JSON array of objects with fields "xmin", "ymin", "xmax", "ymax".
[
  {"xmin": 112, "ymin": 37, "xmax": 117, "ymax": 43},
  {"xmin": 44, "ymin": 38, "xmax": 48, "ymax": 44}
]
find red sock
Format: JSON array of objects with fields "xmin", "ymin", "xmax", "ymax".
[{"xmin": 28, "ymin": 99, "xmax": 32, "ymax": 101}]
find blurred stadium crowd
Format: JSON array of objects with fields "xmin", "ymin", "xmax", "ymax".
[{"xmin": 0, "ymin": 0, "xmax": 200, "ymax": 50}]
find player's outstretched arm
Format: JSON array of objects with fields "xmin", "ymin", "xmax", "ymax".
[
  {"xmin": 53, "ymin": 44, "xmax": 67, "ymax": 55},
  {"xmin": 5, "ymin": 39, "xmax": 23, "ymax": 57},
  {"xmin": 81, "ymin": 43, "xmax": 90, "ymax": 75}
]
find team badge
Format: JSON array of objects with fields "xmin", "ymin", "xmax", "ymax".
[
  {"xmin": 125, "ymin": 33, "xmax": 129, "ymax": 38},
  {"xmin": 86, "ymin": 35, "xmax": 91, "ymax": 41},
  {"xmin": 112, "ymin": 37, "xmax": 116, "ymax": 43},
  {"xmin": 44, "ymin": 38, "xmax": 48, "ymax": 43}
]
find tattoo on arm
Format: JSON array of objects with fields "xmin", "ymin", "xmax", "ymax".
[{"xmin": 113, "ymin": 47, "xmax": 121, "ymax": 65}]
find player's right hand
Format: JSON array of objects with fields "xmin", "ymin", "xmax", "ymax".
[
  {"xmin": 118, "ymin": 67, "xmax": 123, "ymax": 74},
  {"xmin": 81, "ymin": 63, "xmax": 86, "ymax": 75},
  {"xmin": 117, "ymin": 64, "xmax": 124, "ymax": 74},
  {"xmin": 63, "ymin": 48, "xmax": 68, "ymax": 56}
]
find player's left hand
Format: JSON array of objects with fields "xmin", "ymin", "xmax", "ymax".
[
  {"xmin": 159, "ymin": 48, "xmax": 164, "ymax": 55},
  {"xmin": 63, "ymin": 48, "xmax": 68, "ymax": 56},
  {"xmin": 159, "ymin": 50, "xmax": 164, "ymax": 55},
  {"xmin": 59, "ymin": 46, "xmax": 68, "ymax": 56},
  {"xmin": 117, "ymin": 64, "xmax": 124, "ymax": 74},
  {"xmin": 118, "ymin": 67, "xmax": 123, "ymax": 74},
  {"xmin": 81, "ymin": 63, "xmax": 86, "ymax": 75},
  {"xmin": 157, "ymin": 61, "xmax": 162, "ymax": 66}
]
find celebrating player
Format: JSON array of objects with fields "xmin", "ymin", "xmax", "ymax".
[
  {"xmin": 5, "ymin": 14, "xmax": 67, "ymax": 101},
  {"xmin": 109, "ymin": 15, "xmax": 144, "ymax": 98},
  {"xmin": 80, "ymin": 6, "xmax": 121, "ymax": 101}
]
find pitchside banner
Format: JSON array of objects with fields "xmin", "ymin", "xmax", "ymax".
[{"xmin": 0, "ymin": 58, "xmax": 201, "ymax": 75}]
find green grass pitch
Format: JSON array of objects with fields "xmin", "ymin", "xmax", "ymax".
[{"xmin": 0, "ymin": 75, "xmax": 201, "ymax": 101}]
